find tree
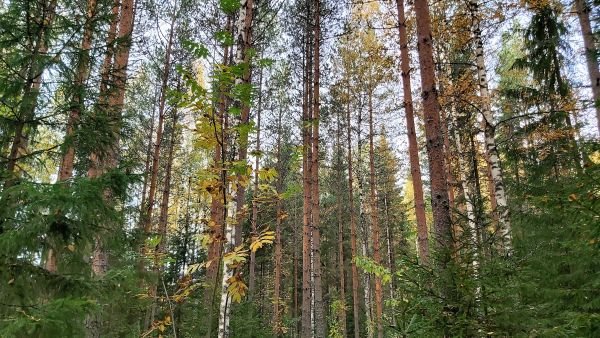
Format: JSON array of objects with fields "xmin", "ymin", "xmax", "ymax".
[{"xmin": 394, "ymin": 0, "xmax": 429, "ymax": 265}]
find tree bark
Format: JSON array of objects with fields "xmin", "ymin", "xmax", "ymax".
[
  {"xmin": 367, "ymin": 88, "xmax": 383, "ymax": 338},
  {"xmin": 46, "ymin": 0, "xmax": 98, "ymax": 273},
  {"xmin": 143, "ymin": 17, "xmax": 176, "ymax": 235},
  {"xmin": 346, "ymin": 83, "xmax": 361, "ymax": 338},
  {"xmin": 395, "ymin": 0, "xmax": 430, "ymax": 265},
  {"xmin": 5, "ymin": 0, "xmax": 58, "ymax": 183},
  {"xmin": 234, "ymin": 0, "xmax": 255, "ymax": 246},
  {"xmin": 273, "ymin": 104, "xmax": 283, "ymax": 335},
  {"xmin": 301, "ymin": 4, "xmax": 313, "ymax": 334},
  {"xmin": 311, "ymin": 0, "xmax": 325, "ymax": 336},
  {"xmin": 205, "ymin": 15, "xmax": 231, "ymax": 310},
  {"xmin": 575, "ymin": 0, "xmax": 600, "ymax": 134},
  {"xmin": 336, "ymin": 107, "xmax": 347, "ymax": 337},
  {"xmin": 468, "ymin": 0, "xmax": 512, "ymax": 251},
  {"xmin": 249, "ymin": 67, "xmax": 264, "ymax": 294}
]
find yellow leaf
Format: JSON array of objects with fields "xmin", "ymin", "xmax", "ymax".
[
  {"xmin": 568, "ymin": 194, "xmax": 578, "ymax": 202},
  {"xmin": 67, "ymin": 244, "xmax": 75, "ymax": 252}
]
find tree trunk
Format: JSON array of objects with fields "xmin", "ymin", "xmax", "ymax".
[
  {"xmin": 301, "ymin": 6, "xmax": 313, "ymax": 335},
  {"xmin": 383, "ymin": 194, "xmax": 396, "ymax": 328},
  {"xmin": 273, "ymin": 105, "xmax": 283, "ymax": 335},
  {"xmin": 336, "ymin": 108, "xmax": 347, "ymax": 337},
  {"xmin": 367, "ymin": 89, "xmax": 383, "ymax": 338},
  {"xmin": 45, "ymin": 0, "xmax": 98, "ymax": 273},
  {"xmin": 147, "ymin": 109, "xmax": 178, "ymax": 324},
  {"xmin": 217, "ymin": 199, "xmax": 236, "ymax": 338},
  {"xmin": 143, "ymin": 17, "xmax": 176, "ymax": 235},
  {"xmin": 412, "ymin": 0, "xmax": 454, "ymax": 315},
  {"xmin": 139, "ymin": 88, "xmax": 159, "ymax": 224},
  {"xmin": 205, "ymin": 15, "xmax": 231, "ymax": 311},
  {"xmin": 468, "ymin": 0, "xmax": 512, "ymax": 251},
  {"xmin": 311, "ymin": 1, "xmax": 325, "ymax": 336},
  {"xmin": 395, "ymin": 0, "xmax": 430, "ymax": 265},
  {"xmin": 575, "ymin": 0, "xmax": 600, "ymax": 134},
  {"xmin": 234, "ymin": 0, "xmax": 254, "ymax": 246},
  {"xmin": 346, "ymin": 84, "xmax": 361, "ymax": 338},
  {"xmin": 249, "ymin": 67, "xmax": 264, "ymax": 294},
  {"xmin": 5, "ymin": 0, "xmax": 58, "ymax": 183},
  {"xmin": 357, "ymin": 102, "xmax": 373, "ymax": 337},
  {"xmin": 86, "ymin": 0, "xmax": 135, "ymax": 335}
]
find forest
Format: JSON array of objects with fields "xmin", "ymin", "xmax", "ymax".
[{"xmin": 0, "ymin": 0, "xmax": 599, "ymax": 336}]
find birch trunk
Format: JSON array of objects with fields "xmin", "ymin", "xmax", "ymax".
[
  {"xmin": 217, "ymin": 199, "xmax": 236, "ymax": 338},
  {"xmin": 469, "ymin": 0, "xmax": 512, "ymax": 251}
]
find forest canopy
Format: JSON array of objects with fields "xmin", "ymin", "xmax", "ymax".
[{"xmin": 0, "ymin": 0, "xmax": 599, "ymax": 337}]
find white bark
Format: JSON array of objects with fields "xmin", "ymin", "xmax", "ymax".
[
  {"xmin": 450, "ymin": 110, "xmax": 481, "ymax": 299},
  {"xmin": 217, "ymin": 199, "xmax": 237, "ymax": 338},
  {"xmin": 469, "ymin": 0, "xmax": 512, "ymax": 251}
]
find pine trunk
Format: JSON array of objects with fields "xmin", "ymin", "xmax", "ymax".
[
  {"xmin": 301, "ymin": 7, "xmax": 313, "ymax": 335},
  {"xmin": 367, "ymin": 89, "xmax": 383, "ymax": 338},
  {"xmin": 412, "ymin": 0, "xmax": 454, "ymax": 309},
  {"xmin": 45, "ymin": 0, "xmax": 98, "ymax": 273},
  {"xmin": 5, "ymin": 0, "xmax": 58, "ymax": 182},
  {"xmin": 336, "ymin": 109, "xmax": 347, "ymax": 337},
  {"xmin": 346, "ymin": 82, "xmax": 361, "ymax": 338},
  {"xmin": 395, "ymin": 0, "xmax": 430, "ymax": 265},
  {"xmin": 311, "ymin": 1, "xmax": 325, "ymax": 336},
  {"xmin": 273, "ymin": 106, "xmax": 283, "ymax": 335},
  {"xmin": 575, "ymin": 0, "xmax": 600, "ymax": 134},
  {"xmin": 143, "ymin": 18, "xmax": 176, "ymax": 235}
]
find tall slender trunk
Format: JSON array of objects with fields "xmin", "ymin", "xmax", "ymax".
[
  {"xmin": 301, "ymin": 7, "xmax": 313, "ymax": 335},
  {"xmin": 383, "ymin": 193, "xmax": 396, "ymax": 328},
  {"xmin": 143, "ymin": 18, "xmax": 176, "ymax": 235},
  {"xmin": 205, "ymin": 16, "xmax": 231, "ymax": 309},
  {"xmin": 273, "ymin": 106, "xmax": 283, "ymax": 335},
  {"xmin": 367, "ymin": 89, "xmax": 383, "ymax": 338},
  {"xmin": 357, "ymin": 102, "xmax": 373, "ymax": 336},
  {"xmin": 217, "ymin": 198, "xmax": 236, "ymax": 338},
  {"xmin": 412, "ymin": 0, "xmax": 454, "ymax": 312},
  {"xmin": 395, "ymin": 0, "xmax": 429, "ymax": 265},
  {"xmin": 249, "ymin": 67, "xmax": 264, "ymax": 294},
  {"xmin": 311, "ymin": 1, "xmax": 325, "ymax": 336},
  {"xmin": 468, "ymin": 0, "xmax": 512, "ymax": 251},
  {"xmin": 45, "ymin": 0, "xmax": 98, "ymax": 273},
  {"xmin": 575, "ymin": 0, "xmax": 600, "ymax": 134},
  {"xmin": 139, "ymin": 89, "xmax": 159, "ymax": 222},
  {"xmin": 149, "ymin": 109, "xmax": 178, "ymax": 323},
  {"xmin": 88, "ymin": 0, "xmax": 135, "ymax": 277},
  {"xmin": 336, "ymin": 109, "xmax": 347, "ymax": 337},
  {"xmin": 346, "ymin": 80, "xmax": 361, "ymax": 338},
  {"xmin": 234, "ymin": 0, "xmax": 255, "ymax": 246},
  {"xmin": 449, "ymin": 107, "xmax": 478, "ymax": 273},
  {"xmin": 5, "ymin": 0, "xmax": 58, "ymax": 181},
  {"xmin": 86, "ymin": 0, "xmax": 135, "ymax": 336}
]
